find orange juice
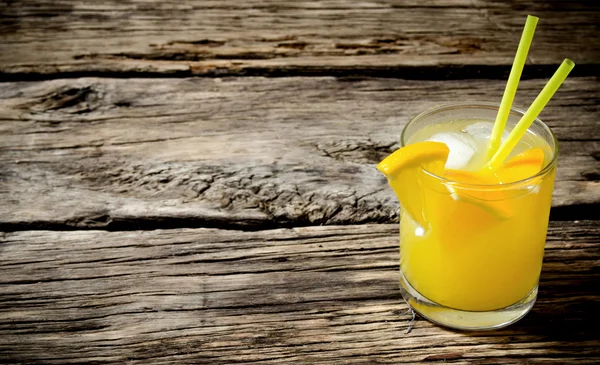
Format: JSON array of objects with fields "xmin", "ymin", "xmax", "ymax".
[{"xmin": 379, "ymin": 103, "xmax": 558, "ymax": 330}]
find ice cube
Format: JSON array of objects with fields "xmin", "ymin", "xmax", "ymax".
[
  {"xmin": 463, "ymin": 121, "xmax": 509, "ymax": 143},
  {"xmin": 427, "ymin": 132, "xmax": 477, "ymax": 170}
]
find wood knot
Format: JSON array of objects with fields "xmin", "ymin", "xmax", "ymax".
[
  {"xmin": 276, "ymin": 41, "xmax": 308, "ymax": 50},
  {"xmin": 22, "ymin": 86, "xmax": 100, "ymax": 114},
  {"xmin": 581, "ymin": 168, "xmax": 600, "ymax": 181}
]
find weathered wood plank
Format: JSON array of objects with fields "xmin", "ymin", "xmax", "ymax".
[
  {"xmin": 1, "ymin": 0, "xmax": 599, "ymax": 78},
  {"xmin": 1, "ymin": 77, "xmax": 598, "ymax": 229},
  {"xmin": 0, "ymin": 222, "xmax": 598, "ymax": 364}
]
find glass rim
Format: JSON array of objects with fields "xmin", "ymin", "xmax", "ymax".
[{"xmin": 400, "ymin": 102, "xmax": 559, "ymax": 188}]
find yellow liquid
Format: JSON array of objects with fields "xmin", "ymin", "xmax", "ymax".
[{"xmin": 399, "ymin": 120, "xmax": 555, "ymax": 311}]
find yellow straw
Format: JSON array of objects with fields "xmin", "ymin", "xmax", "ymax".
[
  {"xmin": 486, "ymin": 15, "xmax": 539, "ymax": 160},
  {"xmin": 486, "ymin": 59, "xmax": 575, "ymax": 171}
]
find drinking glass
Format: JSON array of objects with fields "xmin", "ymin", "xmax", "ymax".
[{"xmin": 397, "ymin": 103, "xmax": 558, "ymax": 330}]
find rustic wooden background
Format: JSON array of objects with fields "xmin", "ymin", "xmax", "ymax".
[{"xmin": 1, "ymin": 1, "xmax": 599, "ymax": 364}]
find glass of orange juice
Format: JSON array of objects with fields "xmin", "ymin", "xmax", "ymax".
[{"xmin": 383, "ymin": 103, "xmax": 558, "ymax": 330}]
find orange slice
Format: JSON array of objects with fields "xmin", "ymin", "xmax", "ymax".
[
  {"xmin": 377, "ymin": 142, "xmax": 449, "ymax": 228},
  {"xmin": 444, "ymin": 169, "xmax": 496, "ymax": 185},
  {"xmin": 442, "ymin": 148, "xmax": 547, "ymax": 219},
  {"xmin": 495, "ymin": 147, "xmax": 545, "ymax": 183},
  {"xmin": 445, "ymin": 148, "xmax": 546, "ymax": 184},
  {"xmin": 442, "ymin": 169, "xmax": 513, "ymax": 219}
]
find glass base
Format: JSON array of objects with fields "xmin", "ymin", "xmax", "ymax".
[{"xmin": 399, "ymin": 270, "xmax": 537, "ymax": 331}]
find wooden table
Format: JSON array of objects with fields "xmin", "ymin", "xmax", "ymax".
[{"xmin": 1, "ymin": 1, "xmax": 599, "ymax": 363}]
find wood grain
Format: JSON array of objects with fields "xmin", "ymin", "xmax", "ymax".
[
  {"xmin": 1, "ymin": 222, "xmax": 598, "ymax": 364},
  {"xmin": 1, "ymin": 0, "xmax": 599, "ymax": 79},
  {"xmin": 1, "ymin": 76, "xmax": 598, "ymax": 230}
]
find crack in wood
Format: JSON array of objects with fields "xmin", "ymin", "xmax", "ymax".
[
  {"xmin": 3, "ymin": 64, "xmax": 599, "ymax": 82},
  {"xmin": 316, "ymin": 139, "xmax": 398, "ymax": 164}
]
